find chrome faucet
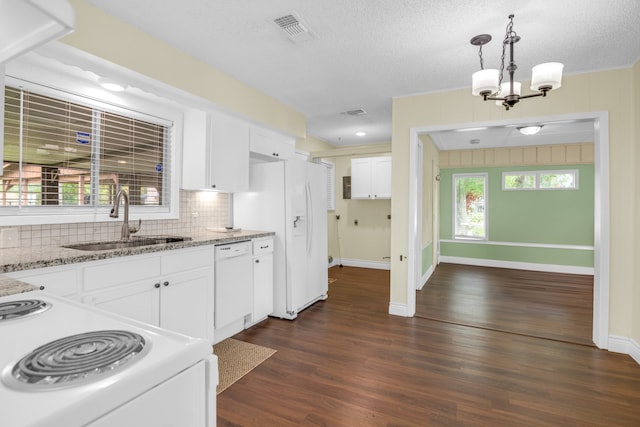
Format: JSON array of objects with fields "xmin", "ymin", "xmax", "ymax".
[{"xmin": 110, "ymin": 189, "xmax": 141, "ymax": 241}]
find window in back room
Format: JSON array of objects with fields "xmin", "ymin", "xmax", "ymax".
[{"xmin": 453, "ymin": 173, "xmax": 487, "ymax": 240}]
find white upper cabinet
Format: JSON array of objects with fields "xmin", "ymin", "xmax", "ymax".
[
  {"xmin": 250, "ymin": 128, "xmax": 295, "ymax": 160},
  {"xmin": 209, "ymin": 112, "xmax": 250, "ymax": 192},
  {"xmin": 182, "ymin": 109, "xmax": 249, "ymax": 192},
  {"xmin": 0, "ymin": 0, "xmax": 74, "ymax": 63},
  {"xmin": 350, "ymin": 156, "xmax": 392, "ymax": 199}
]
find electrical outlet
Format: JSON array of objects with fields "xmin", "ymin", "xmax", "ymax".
[{"xmin": 0, "ymin": 228, "xmax": 19, "ymax": 249}]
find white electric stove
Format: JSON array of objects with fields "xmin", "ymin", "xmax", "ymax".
[{"xmin": 0, "ymin": 291, "xmax": 218, "ymax": 427}]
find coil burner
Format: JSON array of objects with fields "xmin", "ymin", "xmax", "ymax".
[
  {"xmin": 2, "ymin": 330, "xmax": 150, "ymax": 391},
  {"xmin": 0, "ymin": 299, "xmax": 50, "ymax": 321}
]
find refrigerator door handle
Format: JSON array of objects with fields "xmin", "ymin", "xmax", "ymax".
[{"xmin": 306, "ymin": 181, "xmax": 312, "ymax": 254}]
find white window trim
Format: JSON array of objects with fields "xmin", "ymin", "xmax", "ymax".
[
  {"xmin": 452, "ymin": 172, "xmax": 488, "ymax": 241},
  {"xmin": 2, "ymin": 51, "xmax": 184, "ymax": 226},
  {"xmin": 320, "ymin": 159, "xmax": 336, "ymax": 211},
  {"xmin": 502, "ymin": 169, "xmax": 580, "ymax": 191}
]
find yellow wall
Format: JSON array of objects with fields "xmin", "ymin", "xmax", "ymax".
[
  {"xmin": 62, "ymin": 0, "xmax": 306, "ymax": 138},
  {"xmin": 392, "ymin": 67, "xmax": 638, "ymax": 343},
  {"xmin": 440, "ymin": 143, "xmax": 594, "ymax": 168},
  {"xmin": 296, "ymin": 135, "xmax": 335, "ymax": 153}
]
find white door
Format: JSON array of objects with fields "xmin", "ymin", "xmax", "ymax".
[
  {"xmin": 350, "ymin": 158, "xmax": 372, "ymax": 199},
  {"xmin": 83, "ymin": 280, "xmax": 159, "ymax": 326},
  {"xmin": 252, "ymin": 252, "xmax": 274, "ymax": 321},
  {"xmin": 286, "ymin": 160, "xmax": 308, "ymax": 313},
  {"xmin": 160, "ymin": 268, "xmax": 213, "ymax": 342},
  {"xmin": 304, "ymin": 162, "xmax": 328, "ymax": 305}
]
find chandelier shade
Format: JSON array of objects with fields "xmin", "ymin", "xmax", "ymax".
[
  {"xmin": 496, "ymin": 81, "xmax": 521, "ymax": 106},
  {"xmin": 470, "ymin": 15, "xmax": 563, "ymax": 110},
  {"xmin": 531, "ymin": 62, "xmax": 564, "ymax": 91},
  {"xmin": 472, "ymin": 69, "xmax": 499, "ymax": 96}
]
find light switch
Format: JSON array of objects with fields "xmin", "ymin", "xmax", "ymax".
[{"xmin": 0, "ymin": 228, "xmax": 19, "ymax": 249}]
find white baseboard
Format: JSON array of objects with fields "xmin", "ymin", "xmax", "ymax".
[
  {"xmin": 608, "ymin": 335, "xmax": 640, "ymax": 365},
  {"xmin": 438, "ymin": 256, "xmax": 594, "ymax": 275},
  {"xmin": 331, "ymin": 258, "xmax": 391, "ymax": 270},
  {"xmin": 417, "ymin": 264, "xmax": 434, "ymax": 290},
  {"xmin": 388, "ymin": 301, "xmax": 410, "ymax": 317}
]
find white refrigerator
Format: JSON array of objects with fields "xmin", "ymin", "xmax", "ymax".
[{"xmin": 234, "ymin": 159, "xmax": 328, "ymax": 319}]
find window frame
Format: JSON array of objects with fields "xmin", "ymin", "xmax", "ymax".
[
  {"xmin": 1, "ymin": 60, "xmax": 183, "ymax": 226},
  {"xmin": 452, "ymin": 172, "xmax": 488, "ymax": 241},
  {"xmin": 502, "ymin": 169, "xmax": 579, "ymax": 191}
]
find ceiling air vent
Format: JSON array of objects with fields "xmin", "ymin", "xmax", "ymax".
[
  {"xmin": 273, "ymin": 13, "xmax": 314, "ymax": 43},
  {"xmin": 341, "ymin": 109, "xmax": 367, "ymax": 116}
]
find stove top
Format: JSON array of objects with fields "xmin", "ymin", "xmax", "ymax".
[
  {"xmin": 0, "ymin": 299, "xmax": 50, "ymax": 321},
  {"xmin": 3, "ymin": 330, "xmax": 150, "ymax": 391},
  {"xmin": 0, "ymin": 291, "xmax": 213, "ymax": 427}
]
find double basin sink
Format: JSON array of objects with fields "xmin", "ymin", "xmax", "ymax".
[{"xmin": 63, "ymin": 236, "xmax": 191, "ymax": 252}]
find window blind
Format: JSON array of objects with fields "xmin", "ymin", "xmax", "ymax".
[{"xmin": 2, "ymin": 85, "xmax": 171, "ymax": 208}]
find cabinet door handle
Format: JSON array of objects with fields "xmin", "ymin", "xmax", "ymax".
[
  {"xmin": 39, "ymin": 285, "xmax": 45, "ymax": 290},
  {"xmin": 255, "ymin": 259, "xmax": 260, "ymax": 263},
  {"xmin": 163, "ymin": 281, "xmax": 170, "ymax": 287},
  {"xmin": 154, "ymin": 283, "xmax": 160, "ymax": 288}
]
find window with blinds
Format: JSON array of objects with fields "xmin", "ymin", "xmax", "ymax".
[{"xmin": 2, "ymin": 85, "xmax": 170, "ymax": 208}]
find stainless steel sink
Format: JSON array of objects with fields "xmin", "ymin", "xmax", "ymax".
[{"xmin": 63, "ymin": 236, "xmax": 192, "ymax": 251}]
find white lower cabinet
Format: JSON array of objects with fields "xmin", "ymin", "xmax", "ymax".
[
  {"xmin": 159, "ymin": 268, "xmax": 213, "ymax": 341},
  {"xmin": 81, "ymin": 246, "xmax": 215, "ymax": 343},
  {"xmin": 8, "ymin": 238, "xmax": 276, "ymax": 344},
  {"xmin": 247, "ymin": 238, "xmax": 274, "ymax": 327},
  {"xmin": 84, "ymin": 279, "xmax": 158, "ymax": 326}
]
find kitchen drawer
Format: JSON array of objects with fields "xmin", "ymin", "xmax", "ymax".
[
  {"xmin": 6, "ymin": 266, "xmax": 80, "ymax": 297},
  {"xmin": 161, "ymin": 246, "xmax": 214, "ymax": 275},
  {"xmin": 253, "ymin": 238, "xmax": 274, "ymax": 255},
  {"xmin": 83, "ymin": 255, "xmax": 161, "ymax": 292}
]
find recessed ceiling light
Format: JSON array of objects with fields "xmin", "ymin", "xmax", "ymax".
[
  {"xmin": 518, "ymin": 125, "xmax": 543, "ymax": 135},
  {"xmin": 99, "ymin": 78, "xmax": 126, "ymax": 92},
  {"xmin": 355, "ymin": 131, "xmax": 366, "ymax": 137}
]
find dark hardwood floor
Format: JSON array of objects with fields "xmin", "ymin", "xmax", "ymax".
[
  {"xmin": 218, "ymin": 266, "xmax": 640, "ymax": 427},
  {"xmin": 416, "ymin": 263, "xmax": 594, "ymax": 346}
]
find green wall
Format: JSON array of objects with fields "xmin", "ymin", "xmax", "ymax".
[{"xmin": 439, "ymin": 164, "xmax": 594, "ymax": 267}]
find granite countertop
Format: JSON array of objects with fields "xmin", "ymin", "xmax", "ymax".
[
  {"xmin": 0, "ymin": 276, "xmax": 39, "ymax": 297},
  {"xmin": 0, "ymin": 229, "xmax": 274, "ymax": 274}
]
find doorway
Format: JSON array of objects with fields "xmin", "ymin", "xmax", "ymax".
[{"xmin": 407, "ymin": 111, "xmax": 609, "ymax": 349}]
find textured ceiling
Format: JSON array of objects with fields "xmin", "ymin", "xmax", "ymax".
[{"xmin": 87, "ymin": 0, "xmax": 640, "ymax": 146}]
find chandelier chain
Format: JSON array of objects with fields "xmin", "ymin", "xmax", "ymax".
[{"xmin": 497, "ymin": 15, "xmax": 515, "ymax": 95}]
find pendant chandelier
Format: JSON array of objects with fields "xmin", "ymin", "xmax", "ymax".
[{"xmin": 470, "ymin": 14, "xmax": 563, "ymax": 110}]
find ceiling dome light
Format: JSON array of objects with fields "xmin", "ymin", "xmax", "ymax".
[
  {"xmin": 355, "ymin": 131, "xmax": 366, "ymax": 137},
  {"xmin": 518, "ymin": 125, "xmax": 543, "ymax": 136},
  {"xmin": 98, "ymin": 78, "xmax": 125, "ymax": 92}
]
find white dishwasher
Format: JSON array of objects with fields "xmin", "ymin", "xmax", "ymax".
[{"xmin": 214, "ymin": 241, "xmax": 252, "ymax": 330}]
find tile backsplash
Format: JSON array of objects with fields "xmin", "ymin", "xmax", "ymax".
[{"xmin": 6, "ymin": 190, "xmax": 230, "ymax": 249}]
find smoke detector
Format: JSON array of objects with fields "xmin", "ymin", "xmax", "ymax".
[{"xmin": 273, "ymin": 13, "xmax": 314, "ymax": 43}]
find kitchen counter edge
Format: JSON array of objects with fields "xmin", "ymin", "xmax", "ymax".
[{"xmin": 0, "ymin": 230, "xmax": 275, "ymax": 274}]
